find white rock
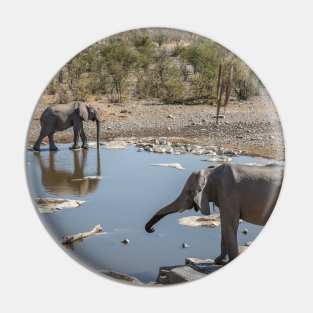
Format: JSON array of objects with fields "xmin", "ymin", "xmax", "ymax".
[
  {"xmin": 179, "ymin": 215, "xmax": 220, "ymax": 228},
  {"xmin": 35, "ymin": 198, "xmax": 85, "ymax": 213},
  {"xmin": 207, "ymin": 155, "xmax": 232, "ymax": 163},
  {"xmin": 104, "ymin": 141, "xmax": 128, "ymax": 149},
  {"xmin": 151, "ymin": 163, "xmax": 185, "ymax": 170}
]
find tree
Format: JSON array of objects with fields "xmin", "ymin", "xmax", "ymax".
[{"xmin": 100, "ymin": 40, "xmax": 138, "ymax": 102}]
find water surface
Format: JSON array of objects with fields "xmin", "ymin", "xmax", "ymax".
[{"xmin": 26, "ymin": 144, "xmax": 276, "ymax": 283}]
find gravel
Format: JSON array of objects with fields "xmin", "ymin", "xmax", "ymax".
[{"xmin": 27, "ymin": 94, "xmax": 285, "ymax": 160}]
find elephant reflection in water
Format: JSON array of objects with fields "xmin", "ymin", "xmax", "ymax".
[{"xmin": 34, "ymin": 149, "xmax": 101, "ymax": 196}]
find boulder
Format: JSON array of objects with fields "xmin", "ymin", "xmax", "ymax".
[{"xmin": 157, "ymin": 265, "xmax": 206, "ymax": 284}]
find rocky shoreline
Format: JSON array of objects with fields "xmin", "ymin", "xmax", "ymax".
[{"xmin": 27, "ymin": 94, "xmax": 285, "ymax": 160}]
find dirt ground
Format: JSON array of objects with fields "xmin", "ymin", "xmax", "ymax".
[{"xmin": 27, "ymin": 92, "xmax": 285, "ymax": 160}]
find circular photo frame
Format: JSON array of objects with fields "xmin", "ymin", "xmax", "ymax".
[{"xmin": 26, "ymin": 27, "xmax": 285, "ymax": 286}]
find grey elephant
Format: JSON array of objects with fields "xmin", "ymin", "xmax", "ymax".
[
  {"xmin": 145, "ymin": 163, "xmax": 284, "ymax": 264},
  {"xmin": 33, "ymin": 102, "xmax": 100, "ymax": 151}
]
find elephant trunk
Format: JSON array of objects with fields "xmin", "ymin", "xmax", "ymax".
[
  {"xmin": 96, "ymin": 148, "xmax": 101, "ymax": 176},
  {"xmin": 96, "ymin": 118, "xmax": 100, "ymax": 149},
  {"xmin": 145, "ymin": 198, "xmax": 182, "ymax": 233}
]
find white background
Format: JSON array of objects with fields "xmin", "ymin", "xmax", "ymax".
[{"xmin": 0, "ymin": 0, "xmax": 312, "ymax": 312}]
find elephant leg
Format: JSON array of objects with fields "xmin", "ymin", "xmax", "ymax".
[
  {"xmin": 33, "ymin": 128, "xmax": 47, "ymax": 151},
  {"xmin": 71, "ymin": 126, "xmax": 80, "ymax": 150},
  {"xmin": 215, "ymin": 209, "xmax": 239, "ymax": 263},
  {"xmin": 80, "ymin": 127, "xmax": 88, "ymax": 149},
  {"xmin": 224, "ymin": 220, "xmax": 239, "ymax": 261},
  {"xmin": 214, "ymin": 233, "xmax": 228, "ymax": 265},
  {"xmin": 48, "ymin": 133, "xmax": 58, "ymax": 151}
]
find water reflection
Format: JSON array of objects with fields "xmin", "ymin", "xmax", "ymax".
[{"xmin": 34, "ymin": 149, "xmax": 101, "ymax": 196}]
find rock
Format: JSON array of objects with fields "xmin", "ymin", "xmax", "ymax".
[
  {"xmin": 165, "ymin": 147, "xmax": 174, "ymax": 154},
  {"xmin": 185, "ymin": 145, "xmax": 192, "ymax": 152},
  {"xmin": 120, "ymin": 109, "xmax": 127, "ymax": 113},
  {"xmin": 158, "ymin": 137, "xmax": 167, "ymax": 145},
  {"xmin": 207, "ymin": 155, "xmax": 232, "ymax": 163},
  {"xmin": 101, "ymin": 270, "xmax": 144, "ymax": 286},
  {"xmin": 157, "ymin": 245, "xmax": 250, "ymax": 285},
  {"xmin": 144, "ymin": 146, "xmax": 153, "ymax": 152},
  {"xmin": 88, "ymin": 141, "xmax": 104, "ymax": 148},
  {"xmin": 222, "ymin": 149, "xmax": 237, "ymax": 156},
  {"xmin": 121, "ymin": 239, "xmax": 130, "ymax": 245},
  {"xmin": 211, "ymin": 114, "xmax": 225, "ymax": 119},
  {"xmin": 157, "ymin": 265, "xmax": 207, "ymax": 284},
  {"xmin": 185, "ymin": 257, "xmax": 215, "ymax": 266},
  {"xmin": 182, "ymin": 243, "xmax": 190, "ymax": 249},
  {"xmin": 35, "ymin": 198, "xmax": 85, "ymax": 213},
  {"xmin": 178, "ymin": 214, "xmax": 220, "ymax": 228},
  {"xmin": 105, "ymin": 141, "xmax": 128, "ymax": 149},
  {"xmin": 151, "ymin": 163, "xmax": 185, "ymax": 170},
  {"xmin": 185, "ymin": 258, "xmax": 222, "ymax": 274},
  {"xmin": 191, "ymin": 148, "xmax": 205, "ymax": 155},
  {"xmin": 137, "ymin": 147, "xmax": 144, "ymax": 152},
  {"xmin": 241, "ymin": 228, "xmax": 249, "ymax": 235},
  {"xmin": 206, "ymin": 150, "xmax": 217, "ymax": 156},
  {"xmin": 153, "ymin": 146, "xmax": 167, "ymax": 153}
]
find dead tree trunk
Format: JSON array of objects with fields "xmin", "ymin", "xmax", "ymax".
[
  {"xmin": 223, "ymin": 64, "xmax": 233, "ymax": 111},
  {"xmin": 216, "ymin": 64, "xmax": 222, "ymax": 100}
]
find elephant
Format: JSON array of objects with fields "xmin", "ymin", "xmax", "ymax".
[
  {"xmin": 33, "ymin": 102, "xmax": 100, "ymax": 151},
  {"xmin": 33, "ymin": 148, "xmax": 101, "ymax": 196},
  {"xmin": 145, "ymin": 163, "xmax": 284, "ymax": 264}
]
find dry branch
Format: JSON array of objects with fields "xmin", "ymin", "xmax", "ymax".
[{"xmin": 62, "ymin": 224, "xmax": 103, "ymax": 245}]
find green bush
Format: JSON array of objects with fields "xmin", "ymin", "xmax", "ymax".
[{"xmin": 43, "ymin": 29, "xmax": 261, "ymax": 105}]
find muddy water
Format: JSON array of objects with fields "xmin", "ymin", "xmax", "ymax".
[{"xmin": 26, "ymin": 144, "xmax": 278, "ymax": 283}]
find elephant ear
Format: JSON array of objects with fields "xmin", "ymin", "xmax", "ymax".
[
  {"xmin": 193, "ymin": 170, "xmax": 210, "ymax": 215},
  {"xmin": 74, "ymin": 102, "xmax": 89, "ymax": 122}
]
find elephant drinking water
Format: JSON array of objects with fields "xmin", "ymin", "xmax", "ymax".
[
  {"xmin": 145, "ymin": 164, "xmax": 284, "ymax": 264},
  {"xmin": 33, "ymin": 102, "xmax": 100, "ymax": 151}
]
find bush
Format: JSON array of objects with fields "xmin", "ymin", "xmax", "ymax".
[
  {"xmin": 42, "ymin": 29, "xmax": 261, "ymax": 105},
  {"xmin": 54, "ymin": 85, "xmax": 72, "ymax": 104},
  {"xmin": 136, "ymin": 51, "xmax": 185, "ymax": 102},
  {"xmin": 232, "ymin": 61, "xmax": 260, "ymax": 100},
  {"xmin": 100, "ymin": 40, "xmax": 138, "ymax": 102}
]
